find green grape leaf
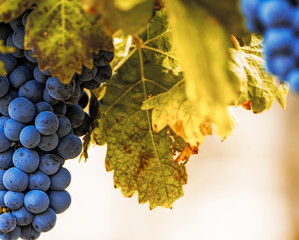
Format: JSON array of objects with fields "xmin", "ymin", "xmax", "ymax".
[
  {"xmin": 0, "ymin": 0, "xmax": 36, "ymax": 22},
  {"xmin": 82, "ymin": 0, "xmax": 155, "ymax": 35},
  {"xmin": 93, "ymin": 10, "xmax": 187, "ymax": 209},
  {"xmin": 25, "ymin": 0, "xmax": 113, "ymax": 83},
  {"xmin": 230, "ymin": 37, "xmax": 289, "ymax": 113},
  {"xmin": 164, "ymin": 0, "xmax": 239, "ymax": 137},
  {"xmin": 142, "ymin": 81, "xmax": 213, "ymax": 147},
  {"xmin": 0, "ymin": 40, "xmax": 14, "ymax": 75}
]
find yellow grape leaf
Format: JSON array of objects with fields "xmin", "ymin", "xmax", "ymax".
[
  {"xmin": 82, "ymin": 0, "xmax": 155, "ymax": 35},
  {"xmin": 164, "ymin": 0, "xmax": 239, "ymax": 137},
  {"xmin": 93, "ymin": 10, "xmax": 187, "ymax": 209},
  {"xmin": 230, "ymin": 37, "xmax": 289, "ymax": 113},
  {"xmin": 25, "ymin": 0, "xmax": 113, "ymax": 83},
  {"xmin": 142, "ymin": 81, "xmax": 213, "ymax": 147},
  {"xmin": 0, "ymin": 0, "xmax": 36, "ymax": 22}
]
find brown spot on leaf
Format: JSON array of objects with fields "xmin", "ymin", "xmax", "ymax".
[
  {"xmin": 242, "ymin": 100, "xmax": 251, "ymax": 110},
  {"xmin": 174, "ymin": 143, "xmax": 199, "ymax": 164},
  {"xmin": 123, "ymin": 145, "xmax": 132, "ymax": 154},
  {"xmin": 137, "ymin": 152, "xmax": 153, "ymax": 174},
  {"xmin": 153, "ymin": 124, "xmax": 158, "ymax": 133},
  {"xmin": 199, "ymin": 116, "xmax": 212, "ymax": 136}
]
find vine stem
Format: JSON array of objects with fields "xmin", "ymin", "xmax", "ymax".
[
  {"xmin": 231, "ymin": 35, "xmax": 241, "ymax": 50},
  {"xmin": 132, "ymin": 35, "xmax": 143, "ymax": 49}
]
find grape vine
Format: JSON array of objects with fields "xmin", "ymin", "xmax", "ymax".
[{"xmin": 0, "ymin": 0, "xmax": 291, "ymax": 239}]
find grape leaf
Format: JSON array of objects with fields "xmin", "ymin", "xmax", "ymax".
[
  {"xmin": 0, "ymin": 0, "xmax": 36, "ymax": 22},
  {"xmin": 93, "ymin": 10, "xmax": 187, "ymax": 209},
  {"xmin": 142, "ymin": 81, "xmax": 213, "ymax": 147},
  {"xmin": 194, "ymin": 0, "xmax": 245, "ymax": 35},
  {"xmin": 25, "ymin": 0, "xmax": 113, "ymax": 83},
  {"xmin": 230, "ymin": 37, "xmax": 289, "ymax": 113},
  {"xmin": 0, "ymin": 40, "xmax": 14, "ymax": 75},
  {"xmin": 82, "ymin": 0, "xmax": 155, "ymax": 35},
  {"xmin": 164, "ymin": 0, "xmax": 239, "ymax": 137}
]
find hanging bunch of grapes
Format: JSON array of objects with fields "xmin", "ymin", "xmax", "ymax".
[
  {"xmin": 241, "ymin": 0, "xmax": 299, "ymax": 92},
  {"xmin": 0, "ymin": 10, "xmax": 113, "ymax": 239}
]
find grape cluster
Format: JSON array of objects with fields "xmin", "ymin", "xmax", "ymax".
[
  {"xmin": 240, "ymin": 0, "xmax": 299, "ymax": 92},
  {"xmin": 0, "ymin": 11, "xmax": 113, "ymax": 240}
]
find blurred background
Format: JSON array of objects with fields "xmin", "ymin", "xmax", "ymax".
[{"xmin": 42, "ymin": 93, "xmax": 299, "ymax": 240}]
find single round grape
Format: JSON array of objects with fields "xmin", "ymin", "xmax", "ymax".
[
  {"xmin": 94, "ymin": 64, "xmax": 112, "ymax": 84},
  {"xmin": 56, "ymin": 134, "xmax": 82, "ymax": 159},
  {"xmin": 78, "ymin": 65, "xmax": 98, "ymax": 82},
  {"xmin": 48, "ymin": 190, "xmax": 71, "ymax": 214},
  {"xmin": 32, "ymin": 207, "xmax": 56, "ymax": 232},
  {"xmin": 56, "ymin": 115, "xmax": 71, "ymax": 138},
  {"xmin": 28, "ymin": 170, "xmax": 51, "ymax": 191},
  {"xmin": 33, "ymin": 66, "xmax": 47, "ymax": 84},
  {"xmin": 18, "ymin": 80, "xmax": 43, "ymax": 103},
  {"xmin": 19, "ymin": 126, "xmax": 41, "ymax": 149},
  {"xmin": 38, "ymin": 133, "xmax": 59, "ymax": 152},
  {"xmin": 65, "ymin": 104, "xmax": 85, "ymax": 128},
  {"xmin": 4, "ymin": 191, "xmax": 24, "ymax": 210},
  {"xmin": 3, "ymin": 167, "xmax": 28, "ymax": 192},
  {"xmin": 8, "ymin": 65, "xmax": 32, "ymax": 88},
  {"xmin": 0, "ymin": 213, "xmax": 16, "ymax": 233},
  {"xmin": 0, "ymin": 148, "xmax": 13, "ymax": 169},
  {"xmin": 73, "ymin": 112, "xmax": 91, "ymax": 137},
  {"xmin": 50, "ymin": 167, "xmax": 71, "ymax": 190},
  {"xmin": 13, "ymin": 147, "xmax": 40, "ymax": 173},
  {"xmin": 35, "ymin": 101, "xmax": 53, "ymax": 115},
  {"xmin": 93, "ymin": 50, "xmax": 114, "ymax": 66},
  {"xmin": 39, "ymin": 153, "xmax": 60, "ymax": 175},
  {"xmin": 0, "ymin": 76, "xmax": 10, "ymax": 97},
  {"xmin": 5, "ymin": 34, "xmax": 24, "ymax": 58},
  {"xmin": 42, "ymin": 88, "xmax": 59, "ymax": 105},
  {"xmin": 24, "ymin": 190, "xmax": 50, "ymax": 214},
  {"xmin": 12, "ymin": 26, "xmax": 25, "ymax": 49},
  {"xmin": 12, "ymin": 206, "xmax": 34, "ymax": 226},
  {"xmin": 8, "ymin": 97, "xmax": 35, "ymax": 123},
  {"xmin": 263, "ymin": 28, "xmax": 293, "ymax": 56},
  {"xmin": 35, "ymin": 111, "xmax": 59, "ymax": 135},
  {"xmin": 20, "ymin": 225, "xmax": 41, "ymax": 239},
  {"xmin": 4, "ymin": 118, "xmax": 25, "ymax": 141},
  {"xmin": 46, "ymin": 77, "xmax": 75, "ymax": 101},
  {"xmin": 257, "ymin": 0, "xmax": 293, "ymax": 28},
  {"xmin": 52, "ymin": 101, "xmax": 67, "ymax": 115}
]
